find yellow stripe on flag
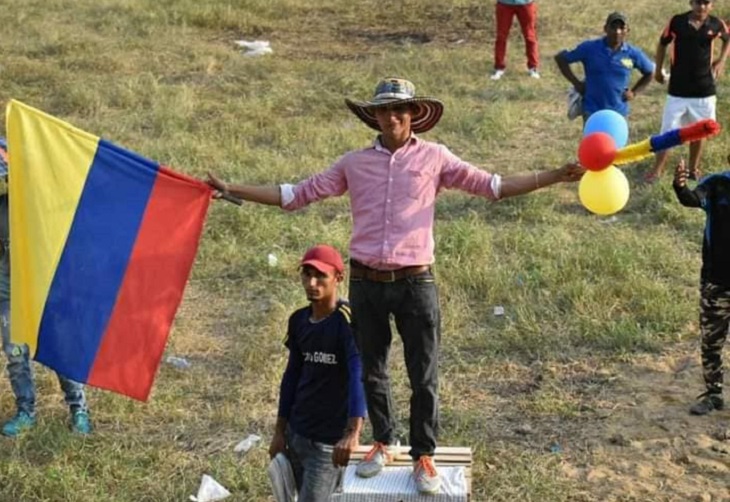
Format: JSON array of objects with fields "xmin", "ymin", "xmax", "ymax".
[{"xmin": 6, "ymin": 100, "xmax": 100, "ymax": 355}]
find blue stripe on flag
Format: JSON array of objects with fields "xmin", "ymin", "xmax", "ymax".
[{"xmin": 36, "ymin": 140, "xmax": 160, "ymax": 381}]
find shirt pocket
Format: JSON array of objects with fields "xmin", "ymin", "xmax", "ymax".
[{"xmin": 403, "ymin": 167, "xmax": 432, "ymax": 200}]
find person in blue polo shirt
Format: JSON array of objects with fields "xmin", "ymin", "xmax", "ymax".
[
  {"xmin": 555, "ymin": 12, "xmax": 654, "ymax": 121},
  {"xmin": 268, "ymin": 244, "xmax": 366, "ymax": 502}
]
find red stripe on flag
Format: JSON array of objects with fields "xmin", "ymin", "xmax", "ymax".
[{"xmin": 87, "ymin": 167, "xmax": 211, "ymax": 400}]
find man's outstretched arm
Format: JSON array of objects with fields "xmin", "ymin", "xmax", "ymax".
[
  {"xmin": 207, "ymin": 172, "xmax": 282, "ymax": 206},
  {"xmin": 500, "ymin": 163, "xmax": 585, "ymax": 199}
]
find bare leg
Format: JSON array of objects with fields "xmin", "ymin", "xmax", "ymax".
[
  {"xmin": 647, "ymin": 150, "xmax": 670, "ymax": 182},
  {"xmin": 688, "ymin": 140, "xmax": 704, "ymax": 178}
]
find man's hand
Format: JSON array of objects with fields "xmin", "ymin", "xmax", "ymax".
[
  {"xmin": 673, "ymin": 158, "xmax": 687, "ymax": 188},
  {"xmin": 269, "ymin": 432, "xmax": 287, "ymax": 459},
  {"xmin": 556, "ymin": 162, "xmax": 585, "ymax": 183},
  {"xmin": 207, "ymin": 172, "xmax": 228, "ymax": 199},
  {"xmin": 712, "ymin": 60, "xmax": 726, "ymax": 81},
  {"xmin": 654, "ymin": 69, "xmax": 666, "ymax": 85},
  {"xmin": 332, "ymin": 431, "xmax": 359, "ymax": 467},
  {"xmin": 622, "ymin": 89, "xmax": 635, "ymax": 102}
]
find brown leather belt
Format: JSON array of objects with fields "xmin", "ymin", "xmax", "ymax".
[{"xmin": 350, "ymin": 261, "xmax": 431, "ymax": 283}]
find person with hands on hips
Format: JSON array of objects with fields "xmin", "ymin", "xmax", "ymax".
[{"xmin": 555, "ymin": 12, "xmax": 654, "ymax": 122}]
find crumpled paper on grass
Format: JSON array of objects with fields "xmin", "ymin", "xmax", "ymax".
[
  {"xmin": 234, "ymin": 40, "xmax": 272, "ymax": 57},
  {"xmin": 234, "ymin": 433, "xmax": 261, "ymax": 454},
  {"xmin": 189, "ymin": 474, "xmax": 231, "ymax": 502}
]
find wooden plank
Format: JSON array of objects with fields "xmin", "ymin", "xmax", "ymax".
[{"xmin": 349, "ymin": 445, "xmax": 472, "ymax": 465}]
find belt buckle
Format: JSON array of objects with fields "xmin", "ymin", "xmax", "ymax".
[{"xmin": 382, "ymin": 270, "xmax": 396, "ymax": 283}]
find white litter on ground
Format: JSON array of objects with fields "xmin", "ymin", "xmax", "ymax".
[
  {"xmin": 234, "ymin": 434, "xmax": 261, "ymax": 453},
  {"xmin": 234, "ymin": 40, "xmax": 272, "ymax": 57},
  {"xmin": 189, "ymin": 474, "xmax": 231, "ymax": 502}
]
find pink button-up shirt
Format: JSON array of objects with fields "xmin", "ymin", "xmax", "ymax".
[{"xmin": 281, "ymin": 136, "xmax": 501, "ymax": 270}]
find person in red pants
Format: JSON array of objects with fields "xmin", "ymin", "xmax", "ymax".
[{"xmin": 491, "ymin": 0, "xmax": 540, "ymax": 80}]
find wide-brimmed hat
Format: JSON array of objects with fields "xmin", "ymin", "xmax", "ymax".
[{"xmin": 345, "ymin": 77, "xmax": 444, "ymax": 134}]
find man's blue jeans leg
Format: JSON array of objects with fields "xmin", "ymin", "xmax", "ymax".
[
  {"xmin": 1, "ymin": 300, "xmax": 88, "ymax": 415},
  {"xmin": 286, "ymin": 428, "xmax": 341, "ymax": 502},
  {"xmin": 58, "ymin": 373, "xmax": 88, "ymax": 413},
  {"xmin": 1, "ymin": 300, "xmax": 36, "ymax": 415}
]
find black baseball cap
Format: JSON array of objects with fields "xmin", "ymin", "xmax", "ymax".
[{"xmin": 605, "ymin": 12, "xmax": 628, "ymax": 26}]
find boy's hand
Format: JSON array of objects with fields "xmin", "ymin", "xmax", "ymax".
[
  {"xmin": 332, "ymin": 430, "xmax": 359, "ymax": 467},
  {"xmin": 673, "ymin": 159, "xmax": 687, "ymax": 188},
  {"xmin": 269, "ymin": 432, "xmax": 286, "ymax": 459}
]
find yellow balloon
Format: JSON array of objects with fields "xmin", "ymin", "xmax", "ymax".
[{"xmin": 578, "ymin": 166, "xmax": 629, "ymax": 215}]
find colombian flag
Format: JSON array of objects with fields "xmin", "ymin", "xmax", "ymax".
[{"xmin": 6, "ymin": 100, "xmax": 211, "ymax": 401}]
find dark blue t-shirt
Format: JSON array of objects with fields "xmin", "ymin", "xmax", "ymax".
[
  {"xmin": 278, "ymin": 301, "xmax": 366, "ymax": 444},
  {"xmin": 674, "ymin": 172, "xmax": 730, "ymax": 287}
]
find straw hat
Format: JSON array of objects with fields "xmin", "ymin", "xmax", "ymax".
[{"xmin": 345, "ymin": 77, "xmax": 444, "ymax": 134}]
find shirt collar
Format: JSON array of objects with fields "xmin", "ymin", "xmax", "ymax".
[
  {"xmin": 372, "ymin": 133, "xmax": 419, "ymax": 152},
  {"xmin": 602, "ymin": 37, "xmax": 627, "ymax": 52}
]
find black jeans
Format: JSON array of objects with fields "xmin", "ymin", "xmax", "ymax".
[{"xmin": 349, "ymin": 269, "xmax": 441, "ymax": 459}]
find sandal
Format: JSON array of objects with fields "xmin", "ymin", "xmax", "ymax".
[
  {"xmin": 687, "ymin": 169, "xmax": 700, "ymax": 181},
  {"xmin": 643, "ymin": 171, "xmax": 660, "ymax": 184}
]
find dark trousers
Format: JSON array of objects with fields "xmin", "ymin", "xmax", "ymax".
[
  {"xmin": 700, "ymin": 280, "xmax": 730, "ymax": 395},
  {"xmin": 349, "ymin": 269, "xmax": 440, "ymax": 459}
]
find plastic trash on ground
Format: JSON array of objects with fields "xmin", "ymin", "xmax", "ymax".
[
  {"xmin": 234, "ymin": 40, "xmax": 272, "ymax": 57},
  {"xmin": 234, "ymin": 434, "xmax": 261, "ymax": 454},
  {"xmin": 165, "ymin": 356, "xmax": 191, "ymax": 369},
  {"xmin": 189, "ymin": 474, "xmax": 231, "ymax": 502}
]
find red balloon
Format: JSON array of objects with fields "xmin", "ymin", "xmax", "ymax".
[{"xmin": 577, "ymin": 132, "xmax": 617, "ymax": 171}]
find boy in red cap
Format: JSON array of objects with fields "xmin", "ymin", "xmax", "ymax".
[{"xmin": 268, "ymin": 244, "xmax": 366, "ymax": 502}]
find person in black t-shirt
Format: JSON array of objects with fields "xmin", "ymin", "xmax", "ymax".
[
  {"xmin": 646, "ymin": 0, "xmax": 730, "ymax": 183},
  {"xmin": 268, "ymin": 244, "xmax": 366, "ymax": 502},
  {"xmin": 673, "ymin": 159, "xmax": 730, "ymax": 415}
]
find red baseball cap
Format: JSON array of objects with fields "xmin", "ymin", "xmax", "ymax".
[{"xmin": 300, "ymin": 244, "xmax": 345, "ymax": 275}]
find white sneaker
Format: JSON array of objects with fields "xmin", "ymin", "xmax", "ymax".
[
  {"xmin": 528, "ymin": 68, "xmax": 540, "ymax": 79},
  {"xmin": 268, "ymin": 453, "xmax": 297, "ymax": 502},
  {"xmin": 355, "ymin": 442, "xmax": 398, "ymax": 478},
  {"xmin": 413, "ymin": 456, "xmax": 441, "ymax": 494},
  {"xmin": 490, "ymin": 69, "xmax": 505, "ymax": 81}
]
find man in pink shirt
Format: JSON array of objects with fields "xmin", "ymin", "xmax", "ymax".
[{"xmin": 208, "ymin": 77, "xmax": 583, "ymax": 494}]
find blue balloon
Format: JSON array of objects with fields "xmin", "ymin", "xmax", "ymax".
[{"xmin": 583, "ymin": 110, "xmax": 629, "ymax": 148}]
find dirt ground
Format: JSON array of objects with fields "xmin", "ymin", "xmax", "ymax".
[{"xmin": 488, "ymin": 342, "xmax": 730, "ymax": 502}]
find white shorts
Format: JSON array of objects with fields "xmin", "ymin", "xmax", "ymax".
[{"xmin": 660, "ymin": 95, "xmax": 716, "ymax": 133}]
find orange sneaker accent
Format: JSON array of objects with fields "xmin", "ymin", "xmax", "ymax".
[
  {"xmin": 363, "ymin": 442, "xmax": 393, "ymax": 463},
  {"xmin": 414, "ymin": 455, "xmax": 437, "ymax": 478}
]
